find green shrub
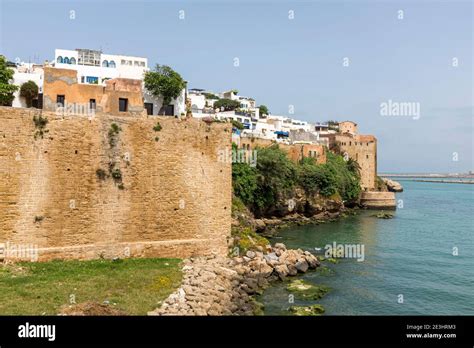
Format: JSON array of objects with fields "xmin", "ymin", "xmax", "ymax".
[
  {"xmin": 232, "ymin": 144, "xmax": 361, "ymax": 212},
  {"xmin": 231, "ymin": 120, "xmax": 244, "ymax": 130},
  {"xmin": 20, "ymin": 81, "xmax": 39, "ymax": 108},
  {"xmin": 232, "ymin": 162, "xmax": 258, "ymax": 206},
  {"xmin": 254, "ymin": 145, "xmax": 297, "ymax": 209},
  {"xmin": 153, "ymin": 122, "xmax": 162, "ymax": 132},
  {"xmin": 108, "ymin": 123, "xmax": 122, "ymax": 147},
  {"xmin": 96, "ymin": 168, "xmax": 107, "ymax": 181},
  {"xmin": 111, "ymin": 168, "xmax": 122, "ymax": 181},
  {"xmin": 214, "ymin": 98, "xmax": 240, "ymax": 111},
  {"xmin": 33, "ymin": 114, "xmax": 48, "ymax": 139},
  {"xmin": 298, "ymin": 157, "xmax": 337, "ymax": 197},
  {"xmin": 324, "ymin": 152, "xmax": 361, "ymax": 202}
]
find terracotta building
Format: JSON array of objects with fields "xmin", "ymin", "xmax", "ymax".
[
  {"xmin": 338, "ymin": 120, "xmax": 358, "ymax": 135},
  {"xmin": 322, "ymin": 122, "xmax": 377, "ymax": 191},
  {"xmin": 239, "ymin": 137, "xmax": 326, "ymax": 165},
  {"xmin": 42, "ymin": 67, "xmax": 145, "ymax": 116}
]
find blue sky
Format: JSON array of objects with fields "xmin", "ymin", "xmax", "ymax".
[{"xmin": 1, "ymin": 0, "xmax": 472, "ymax": 173}]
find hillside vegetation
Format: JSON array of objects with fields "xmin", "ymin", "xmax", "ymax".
[{"xmin": 232, "ymin": 145, "xmax": 361, "ymax": 216}]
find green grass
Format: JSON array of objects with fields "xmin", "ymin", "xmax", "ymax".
[{"xmin": 0, "ymin": 258, "xmax": 182, "ymax": 315}]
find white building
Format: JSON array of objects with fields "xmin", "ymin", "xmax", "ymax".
[
  {"xmin": 219, "ymin": 90, "xmax": 260, "ymax": 118},
  {"xmin": 11, "ymin": 63, "xmax": 44, "ymax": 108},
  {"xmin": 54, "ymin": 48, "xmax": 147, "ymax": 84},
  {"xmin": 53, "ymin": 48, "xmax": 185, "ymax": 116},
  {"xmin": 188, "ymin": 88, "xmax": 221, "ymax": 115},
  {"xmin": 143, "ymin": 88, "xmax": 186, "ymax": 116}
]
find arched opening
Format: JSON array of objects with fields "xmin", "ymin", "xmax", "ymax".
[
  {"xmin": 63, "ymin": 57, "xmax": 70, "ymax": 64},
  {"xmin": 56, "ymin": 56, "xmax": 63, "ymax": 63},
  {"xmin": 109, "ymin": 60, "xmax": 116, "ymax": 68},
  {"xmin": 70, "ymin": 57, "xmax": 76, "ymax": 64},
  {"xmin": 102, "ymin": 60, "xmax": 109, "ymax": 67}
]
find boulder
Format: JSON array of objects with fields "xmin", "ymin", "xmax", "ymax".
[
  {"xmin": 253, "ymin": 219, "xmax": 267, "ymax": 232},
  {"xmin": 246, "ymin": 250, "xmax": 256, "ymax": 259},
  {"xmin": 279, "ymin": 250, "xmax": 298, "ymax": 266},
  {"xmin": 287, "ymin": 264, "xmax": 298, "ymax": 276},
  {"xmin": 263, "ymin": 252, "xmax": 279, "ymax": 263},
  {"xmin": 274, "ymin": 264, "xmax": 289, "ymax": 279},
  {"xmin": 303, "ymin": 253, "xmax": 320, "ymax": 268},
  {"xmin": 295, "ymin": 259, "xmax": 309, "ymax": 273},
  {"xmin": 382, "ymin": 178, "xmax": 403, "ymax": 192},
  {"xmin": 274, "ymin": 243, "xmax": 287, "ymax": 251}
]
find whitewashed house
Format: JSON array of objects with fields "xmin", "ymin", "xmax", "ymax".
[
  {"xmin": 53, "ymin": 48, "xmax": 185, "ymax": 116},
  {"xmin": 12, "ymin": 62, "xmax": 44, "ymax": 108}
]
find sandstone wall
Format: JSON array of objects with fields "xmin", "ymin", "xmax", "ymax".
[
  {"xmin": 0, "ymin": 107, "xmax": 232, "ymax": 261},
  {"xmin": 240, "ymin": 137, "xmax": 326, "ymax": 164},
  {"xmin": 336, "ymin": 134, "xmax": 377, "ymax": 191}
]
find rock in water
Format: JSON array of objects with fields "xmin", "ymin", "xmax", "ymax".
[
  {"xmin": 295, "ymin": 260, "xmax": 309, "ymax": 273},
  {"xmin": 289, "ymin": 304, "xmax": 325, "ymax": 316},
  {"xmin": 382, "ymin": 178, "xmax": 403, "ymax": 192},
  {"xmin": 372, "ymin": 211, "xmax": 394, "ymax": 219},
  {"xmin": 286, "ymin": 279, "xmax": 330, "ymax": 300}
]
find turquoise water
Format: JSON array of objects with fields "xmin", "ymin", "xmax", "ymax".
[{"xmin": 262, "ymin": 181, "xmax": 474, "ymax": 315}]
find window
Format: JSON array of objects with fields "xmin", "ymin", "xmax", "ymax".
[
  {"xmin": 57, "ymin": 95, "xmax": 65, "ymax": 107},
  {"xmin": 89, "ymin": 99, "xmax": 96, "ymax": 110},
  {"xmin": 164, "ymin": 105, "xmax": 174, "ymax": 116},
  {"xmin": 56, "ymin": 56, "xmax": 63, "ymax": 63},
  {"xmin": 109, "ymin": 60, "xmax": 116, "ymax": 68},
  {"xmin": 86, "ymin": 76, "xmax": 98, "ymax": 84},
  {"xmin": 366, "ymin": 155, "xmax": 369, "ymax": 159},
  {"xmin": 119, "ymin": 98, "xmax": 128, "ymax": 112},
  {"xmin": 81, "ymin": 76, "xmax": 85, "ymax": 83},
  {"xmin": 102, "ymin": 60, "xmax": 109, "ymax": 67},
  {"xmin": 144, "ymin": 103, "xmax": 153, "ymax": 115},
  {"xmin": 63, "ymin": 57, "xmax": 70, "ymax": 64},
  {"xmin": 134, "ymin": 61, "xmax": 140, "ymax": 66},
  {"xmin": 121, "ymin": 59, "xmax": 126, "ymax": 65},
  {"xmin": 70, "ymin": 57, "xmax": 76, "ymax": 64}
]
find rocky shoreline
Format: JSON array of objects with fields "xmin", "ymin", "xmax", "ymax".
[
  {"xmin": 148, "ymin": 243, "xmax": 320, "ymax": 316},
  {"xmin": 149, "ymin": 194, "xmax": 355, "ymax": 316}
]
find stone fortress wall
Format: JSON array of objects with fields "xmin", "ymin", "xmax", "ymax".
[{"xmin": 0, "ymin": 107, "xmax": 232, "ymax": 261}]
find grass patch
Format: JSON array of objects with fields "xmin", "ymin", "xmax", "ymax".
[
  {"xmin": 0, "ymin": 258, "xmax": 182, "ymax": 315},
  {"xmin": 231, "ymin": 226, "xmax": 269, "ymax": 255}
]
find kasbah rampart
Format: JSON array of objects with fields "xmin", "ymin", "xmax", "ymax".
[{"xmin": 1, "ymin": 60, "xmax": 395, "ymax": 262}]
